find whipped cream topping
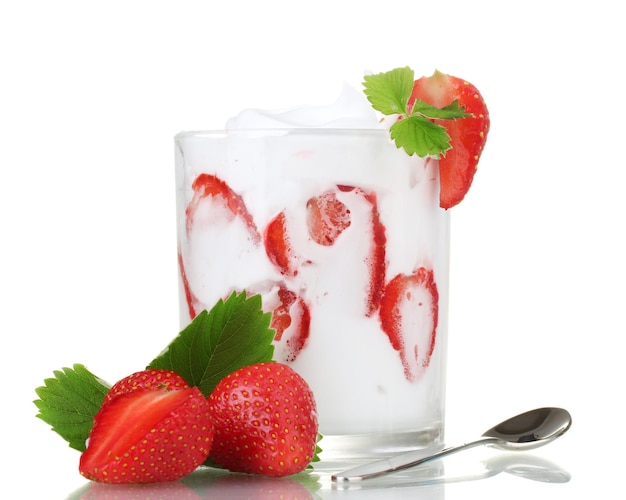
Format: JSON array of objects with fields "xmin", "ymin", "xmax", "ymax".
[{"xmin": 225, "ymin": 83, "xmax": 383, "ymax": 130}]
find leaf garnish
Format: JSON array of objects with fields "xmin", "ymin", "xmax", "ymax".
[
  {"xmin": 33, "ymin": 364, "xmax": 109, "ymax": 451},
  {"xmin": 363, "ymin": 67, "xmax": 472, "ymax": 156},
  {"xmin": 147, "ymin": 291, "xmax": 275, "ymax": 397}
]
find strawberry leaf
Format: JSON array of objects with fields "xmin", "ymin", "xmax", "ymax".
[
  {"xmin": 363, "ymin": 67, "xmax": 471, "ymax": 158},
  {"xmin": 411, "ymin": 99, "xmax": 472, "ymax": 120},
  {"xmin": 34, "ymin": 364, "xmax": 109, "ymax": 452},
  {"xmin": 363, "ymin": 66, "xmax": 414, "ymax": 115},
  {"xmin": 390, "ymin": 116, "xmax": 452, "ymax": 157},
  {"xmin": 147, "ymin": 291, "xmax": 275, "ymax": 397}
]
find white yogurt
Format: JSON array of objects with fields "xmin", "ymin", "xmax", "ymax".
[{"xmin": 175, "ymin": 87, "xmax": 450, "ymax": 457}]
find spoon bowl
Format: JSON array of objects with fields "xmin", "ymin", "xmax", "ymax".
[
  {"xmin": 332, "ymin": 407, "xmax": 572, "ymax": 482},
  {"xmin": 484, "ymin": 407, "xmax": 572, "ymax": 451}
]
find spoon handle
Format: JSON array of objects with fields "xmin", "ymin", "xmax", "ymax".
[{"xmin": 332, "ymin": 437, "xmax": 500, "ymax": 482}]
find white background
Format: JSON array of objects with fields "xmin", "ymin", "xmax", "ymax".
[{"xmin": 2, "ymin": 1, "xmax": 624, "ymax": 498}]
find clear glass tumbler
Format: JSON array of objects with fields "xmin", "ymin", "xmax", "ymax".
[{"xmin": 175, "ymin": 129, "xmax": 450, "ymax": 459}]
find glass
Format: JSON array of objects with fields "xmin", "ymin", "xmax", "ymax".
[{"xmin": 175, "ymin": 129, "xmax": 450, "ymax": 459}]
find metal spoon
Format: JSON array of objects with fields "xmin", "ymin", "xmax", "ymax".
[{"xmin": 331, "ymin": 407, "xmax": 572, "ymax": 482}]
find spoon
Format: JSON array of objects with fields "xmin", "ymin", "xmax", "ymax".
[{"xmin": 331, "ymin": 407, "xmax": 572, "ymax": 482}]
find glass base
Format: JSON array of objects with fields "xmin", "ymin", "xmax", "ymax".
[{"xmin": 317, "ymin": 426, "xmax": 444, "ymax": 461}]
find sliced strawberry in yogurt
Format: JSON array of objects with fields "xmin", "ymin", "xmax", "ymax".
[
  {"xmin": 186, "ymin": 173, "xmax": 260, "ymax": 244},
  {"xmin": 306, "ymin": 190, "xmax": 351, "ymax": 246},
  {"xmin": 334, "ymin": 185, "xmax": 387, "ymax": 316},
  {"xmin": 360, "ymin": 189, "xmax": 387, "ymax": 317},
  {"xmin": 179, "ymin": 173, "xmax": 262, "ymax": 319},
  {"xmin": 249, "ymin": 282, "xmax": 311, "ymax": 363},
  {"xmin": 264, "ymin": 211, "xmax": 300, "ymax": 277},
  {"xmin": 270, "ymin": 286, "xmax": 311, "ymax": 363},
  {"xmin": 379, "ymin": 267, "xmax": 439, "ymax": 382},
  {"xmin": 177, "ymin": 250, "xmax": 201, "ymax": 320}
]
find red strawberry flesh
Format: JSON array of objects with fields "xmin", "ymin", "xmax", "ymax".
[
  {"xmin": 80, "ymin": 378, "xmax": 214, "ymax": 483},
  {"xmin": 264, "ymin": 211, "xmax": 299, "ymax": 277},
  {"xmin": 379, "ymin": 267, "xmax": 439, "ymax": 382},
  {"xmin": 409, "ymin": 70, "xmax": 490, "ymax": 208},
  {"xmin": 306, "ymin": 190, "xmax": 351, "ymax": 246},
  {"xmin": 102, "ymin": 369, "xmax": 188, "ymax": 408},
  {"xmin": 186, "ymin": 173, "xmax": 260, "ymax": 243}
]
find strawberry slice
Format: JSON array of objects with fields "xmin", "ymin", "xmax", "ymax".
[
  {"xmin": 379, "ymin": 267, "xmax": 439, "ymax": 382},
  {"xmin": 306, "ymin": 190, "xmax": 351, "ymax": 245},
  {"xmin": 186, "ymin": 173, "xmax": 260, "ymax": 243},
  {"xmin": 269, "ymin": 285, "xmax": 311, "ymax": 362},
  {"xmin": 359, "ymin": 188, "xmax": 387, "ymax": 317},
  {"xmin": 264, "ymin": 211, "xmax": 300, "ymax": 277},
  {"xmin": 177, "ymin": 250, "xmax": 201, "ymax": 320},
  {"xmin": 246, "ymin": 282, "xmax": 311, "ymax": 363},
  {"xmin": 80, "ymin": 370, "xmax": 214, "ymax": 484},
  {"xmin": 409, "ymin": 70, "xmax": 490, "ymax": 208}
]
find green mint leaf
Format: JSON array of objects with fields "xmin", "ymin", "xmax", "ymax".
[
  {"xmin": 390, "ymin": 116, "xmax": 452, "ymax": 157},
  {"xmin": 411, "ymin": 99, "xmax": 471, "ymax": 120},
  {"xmin": 363, "ymin": 67, "xmax": 414, "ymax": 115},
  {"xmin": 147, "ymin": 291, "xmax": 275, "ymax": 397},
  {"xmin": 34, "ymin": 364, "xmax": 109, "ymax": 452}
]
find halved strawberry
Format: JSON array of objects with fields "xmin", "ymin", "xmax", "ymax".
[
  {"xmin": 80, "ymin": 370, "xmax": 214, "ymax": 484},
  {"xmin": 264, "ymin": 211, "xmax": 300, "ymax": 277},
  {"xmin": 306, "ymin": 190, "xmax": 351, "ymax": 245},
  {"xmin": 379, "ymin": 268, "xmax": 439, "ymax": 382},
  {"xmin": 186, "ymin": 173, "xmax": 260, "ymax": 243},
  {"xmin": 409, "ymin": 70, "xmax": 490, "ymax": 208},
  {"xmin": 102, "ymin": 369, "xmax": 188, "ymax": 408},
  {"xmin": 207, "ymin": 362, "xmax": 319, "ymax": 477}
]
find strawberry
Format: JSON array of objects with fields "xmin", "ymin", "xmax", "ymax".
[
  {"xmin": 269, "ymin": 285, "xmax": 311, "ymax": 362},
  {"xmin": 186, "ymin": 173, "xmax": 260, "ymax": 243},
  {"xmin": 246, "ymin": 282, "xmax": 311, "ymax": 363},
  {"xmin": 409, "ymin": 70, "xmax": 490, "ymax": 209},
  {"xmin": 177, "ymin": 249, "xmax": 201, "ymax": 320},
  {"xmin": 359, "ymin": 187, "xmax": 387, "ymax": 317},
  {"xmin": 102, "ymin": 369, "xmax": 188, "ymax": 408},
  {"xmin": 264, "ymin": 211, "xmax": 300, "ymax": 277},
  {"xmin": 306, "ymin": 189, "xmax": 351, "ymax": 245},
  {"xmin": 79, "ymin": 370, "xmax": 214, "ymax": 484},
  {"xmin": 207, "ymin": 362, "xmax": 319, "ymax": 477},
  {"xmin": 379, "ymin": 268, "xmax": 439, "ymax": 382}
]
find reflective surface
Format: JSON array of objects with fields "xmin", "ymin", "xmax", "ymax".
[
  {"xmin": 333, "ymin": 407, "xmax": 571, "ymax": 480},
  {"xmin": 64, "ymin": 449, "xmax": 572, "ymax": 499},
  {"xmin": 485, "ymin": 407, "xmax": 571, "ymax": 450}
]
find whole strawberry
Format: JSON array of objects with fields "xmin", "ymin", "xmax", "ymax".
[
  {"xmin": 79, "ymin": 369, "xmax": 214, "ymax": 484},
  {"xmin": 207, "ymin": 362, "xmax": 319, "ymax": 477}
]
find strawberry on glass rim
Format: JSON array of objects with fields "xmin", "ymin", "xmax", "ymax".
[{"xmin": 363, "ymin": 66, "xmax": 490, "ymax": 209}]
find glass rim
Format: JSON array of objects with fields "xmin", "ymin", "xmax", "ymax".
[{"xmin": 175, "ymin": 128, "xmax": 391, "ymax": 139}]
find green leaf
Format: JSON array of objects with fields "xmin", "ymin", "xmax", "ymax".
[
  {"xmin": 411, "ymin": 99, "xmax": 472, "ymax": 120},
  {"xmin": 33, "ymin": 364, "xmax": 109, "ymax": 452},
  {"xmin": 147, "ymin": 291, "xmax": 275, "ymax": 397},
  {"xmin": 363, "ymin": 66, "xmax": 474, "ymax": 158},
  {"xmin": 363, "ymin": 67, "xmax": 414, "ymax": 116},
  {"xmin": 390, "ymin": 116, "xmax": 452, "ymax": 157}
]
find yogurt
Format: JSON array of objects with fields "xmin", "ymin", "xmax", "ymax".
[{"xmin": 175, "ymin": 86, "xmax": 450, "ymax": 458}]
